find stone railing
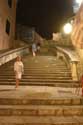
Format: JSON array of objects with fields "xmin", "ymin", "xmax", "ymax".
[
  {"xmin": 0, "ymin": 46, "xmax": 29, "ymax": 66},
  {"xmin": 56, "ymin": 46, "xmax": 79, "ymax": 81}
]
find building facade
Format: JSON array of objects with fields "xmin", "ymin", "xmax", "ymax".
[
  {"xmin": 0, "ymin": 0, "xmax": 16, "ymax": 50},
  {"xmin": 16, "ymin": 24, "xmax": 43, "ymax": 44},
  {"xmin": 71, "ymin": 2, "xmax": 83, "ymax": 75},
  {"xmin": 71, "ymin": 3, "xmax": 83, "ymax": 48}
]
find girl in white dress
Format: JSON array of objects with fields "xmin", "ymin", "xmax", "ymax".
[{"xmin": 14, "ymin": 56, "xmax": 24, "ymax": 88}]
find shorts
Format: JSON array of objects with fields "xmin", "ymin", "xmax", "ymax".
[{"xmin": 15, "ymin": 72, "xmax": 22, "ymax": 79}]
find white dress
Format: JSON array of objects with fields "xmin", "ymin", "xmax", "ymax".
[{"xmin": 14, "ymin": 61, "xmax": 24, "ymax": 79}]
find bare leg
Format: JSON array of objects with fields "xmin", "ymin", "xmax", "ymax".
[
  {"xmin": 15, "ymin": 79, "xmax": 19, "ymax": 88},
  {"xmin": 33, "ymin": 51, "xmax": 36, "ymax": 56}
]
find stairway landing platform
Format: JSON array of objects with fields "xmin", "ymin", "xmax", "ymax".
[{"xmin": 0, "ymin": 85, "xmax": 82, "ymax": 99}]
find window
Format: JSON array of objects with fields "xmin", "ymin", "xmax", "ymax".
[
  {"xmin": 6, "ymin": 19, "xmax": 10, "ymax": 35},
  {"xmin": 8, "ymin": 0, "xmax": 12, "ymax": 8}
]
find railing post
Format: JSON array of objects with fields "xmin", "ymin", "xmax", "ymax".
[{"xmin": 71, "ymin": 61, "xmax": 78, "ymax": 81}]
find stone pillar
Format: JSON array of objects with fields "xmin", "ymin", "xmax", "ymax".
[{"xmin": 71, "ymin": 61, "xmax": 78, "ymax": 81}]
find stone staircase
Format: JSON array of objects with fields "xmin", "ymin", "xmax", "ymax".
[
  {"xmin": 0, "ymin": 55, "xmax": 82, "ymax": 124},
  {"xmin": 0, "ymin": 85, "xmax": 82, "ymax": 125},
  {"xmin": 0, "ymin": 56, "xmax": 79, "ymax": 87}
]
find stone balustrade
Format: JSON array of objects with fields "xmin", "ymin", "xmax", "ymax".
[
  {"xmin": 0, "ymin": 46, "xmax": 29, "ymax": 66},
  {"xmin": 56, "ymin": 46, "xmax": 79, "ymax": 81}
]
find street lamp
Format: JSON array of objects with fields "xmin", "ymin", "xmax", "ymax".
[{"xmin": 63, "ymin": 23, "xmax": 72, "ymax": 34}]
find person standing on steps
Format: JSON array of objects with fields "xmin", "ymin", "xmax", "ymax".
[
  {"xmin": 32, "ymin": 42, "xmax": 37, "ymax": 56},
  {"xmin": 14, "ymin": 56, "xmax": 24, "ymax": 88},
  {"xmin": 37, "ymin": 42, "xmax": 41, "ymax": 54}
]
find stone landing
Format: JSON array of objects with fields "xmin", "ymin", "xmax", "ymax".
[{"xmin": 0, "ymin": 85, "xmax": 82, "ymax": 125}]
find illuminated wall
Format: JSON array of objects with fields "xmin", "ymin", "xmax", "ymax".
[
  {"xmin": 73, "ymin": 0, "xmax": 83, "ymax": 13},
  {"xmin": 71, "ymin": 3, "xmax": 83, "ymax": 75},
  {"xmin": 0, "ymin": 0, "xmax": 16, "ymax": 50},
  {"xmin": 71, "ymin": 3, "xmax": 83, "ymax": 48}
]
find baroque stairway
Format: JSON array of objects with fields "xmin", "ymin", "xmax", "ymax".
[{"xmin": 0, "ymin": 55, "xmax": 83, "ymax": 125}]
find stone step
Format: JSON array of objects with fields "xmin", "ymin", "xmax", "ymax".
[
  {"xmin": 0, "ymin": 67, "xmax": 69, "ymax": 70},
  {"xmin": 0, "ymin": 72, "xmax": 71, "ymax": 76},
  {"xmin": 0, "ymin": 66, "xmax": 69, "ymax": 69},
  {"xmin": 0, "ymin": 74, "xmax": 72, "ymax": 77},
  {"xmin": 0, "ymin": 81, "xmax": 79, "ymax": 87},
  {"xmin": 0, "ymin": 79, "xmax": 77, "ymax": 83},
  {"xmin": 0, "ymin": 76, "xmax": 72, "ymax": 79},
  {"xmin": 0, "ymin": 71, "xmax": 71, "ymax": 74},
  {"xmin": 0, "ymin": 65, "xmax": 67, "ymax": 67},
  {"xmin": 0, "ymin": 70, "xmax": 71, "ymax": 73},
  {"xmin": 1, "ymin": 66, "xmax": 68, "ymax": 70},
  {"xmin": 0, "ymin": 105, "xmax": 83, "ymax": 116},
  {"xmin": 0, "ymin": 116, "xmax": 82, "ymax": 125},
  {"xmin": 24, "ymin": 67, "xmax": 69, "ymax": 69},
  {"xmin": 1, "ymin": 63, "xmax": 67, "ymax": 69},
  {"xmin": 0, "ymin": 80, "xmax": 79, "ymax": 84},
  {"xmin": 24, "ymin": 63, "xmax": 68, "ymax": 66},
  {"xmin": 0, "ymin": 97, "xmax": 82, "ymax": 105},
  {"xmin": 0, "ymin": 78, "xmax": 73, "ymax": 81}
]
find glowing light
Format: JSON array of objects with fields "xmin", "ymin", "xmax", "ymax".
[{"xmin": 63, "ymin": 23, "xmax": 72, "ymax": 34}]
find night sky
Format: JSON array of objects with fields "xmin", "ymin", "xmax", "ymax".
[{"xmin": 16, "ymin": 0, "xmax": 73, "ymax": 39}]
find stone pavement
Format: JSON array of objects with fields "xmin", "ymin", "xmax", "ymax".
[
  {"xmin": 0, "ymin": 86, "xmax": 83, "ymax": 125},
  {"xmin": 0, "ymin": 85, "xmax": 82, "ymax": 99}
]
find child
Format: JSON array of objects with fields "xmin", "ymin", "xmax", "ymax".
[{"xmin": 14, "ymin": 56, "xmax": 24, "ymax": 88}]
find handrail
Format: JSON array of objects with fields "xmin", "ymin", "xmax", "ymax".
[
  {"xmin": 56, "ymin": 46, "xmax": 79, "ymax": 81},
  {"xmin": 0, "ymin": 45, "xmax": 29, "ymax": 66},
  {"xmin": 0, "ymin": 45, "xmax": 28, "ymax": 58},
  {"xmin": 56, "ymin": 46, "xmax": 79, "ymax": 62}
]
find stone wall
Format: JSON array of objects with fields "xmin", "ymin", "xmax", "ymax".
[
  {"xmin": 71, "ymin": 3, "xmax": 83, "ymax": 77},
  {"xmin": 71, "ymin": 3, "xmax": 83, "ymax": 49},
  {"xmin": 0, "ymin": 0, "xmax": 16, "ymax": 50}
]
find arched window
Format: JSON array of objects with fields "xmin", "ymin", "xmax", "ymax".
[
  {"xmin": 8, "ymin": 0, "xmax": 12, "ymax": 8},
  {"xmin": 6, "ymin": 19, "xmax": 10, "ymax": 35}
]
